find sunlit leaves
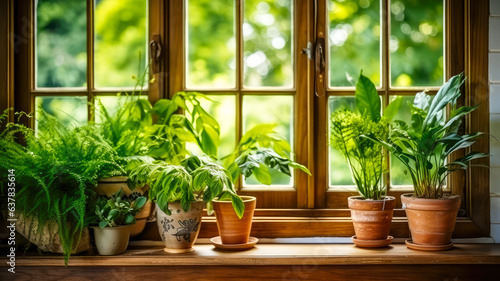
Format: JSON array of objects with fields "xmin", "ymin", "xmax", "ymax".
[{"xmin": 365, "ymin": 74, "xmax": 488, "ymax": 198}]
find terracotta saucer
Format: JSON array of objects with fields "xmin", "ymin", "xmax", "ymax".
[
  {"xmin": 405, "ymin": 239, "xmax": 453, "ymax": 251},
  {"xmin": 351, "ymin": 235, "xmax": 393, "ymax": 248},
  {"xmin": 210, "ymin": 236, "xmax": 258, "ymax": 251}
]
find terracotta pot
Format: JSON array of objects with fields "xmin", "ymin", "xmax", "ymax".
[
  {"xmin": 15, "ymin": 213, "xmax": 91, "ymax": 254},
  {"xmin": 97, "ymin": 177, "xmax": 152, "ymax": 237},
  {"xmin": 130, "ymin": 200, "xmax": 153, "ymax": 237},
  {"xmin": 402, "ymin": 193, "xmax": 461, "ymax": 246},
  {"xmin": 348, "ymin": 196, "xmax": 395, "ymax": 247},
  {"xmin": 156, "ymin": 201, "xmax": 203, "ymax": 253},
  {"xmin": 91, "ymin": 225, "xmax": 131, "ymax": 255},
  {"xmin": 213, "ymin": 196, "xmax": 256, "ymax": 244}
]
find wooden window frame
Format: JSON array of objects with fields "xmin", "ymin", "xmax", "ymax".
[
  {"xmin": 13, "ymin": 0, "xmax": 165, "ymax": 129},
  {"xmin": 7, "ymin": 0, "xmax": 490, "ymax": 239},
  {"xmin": 168, "ymin": 0, "xmax": 311, "ymax": 209}
]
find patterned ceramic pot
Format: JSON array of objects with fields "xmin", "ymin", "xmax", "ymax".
[{"xmin": 156, "ymin": 201, "xmax": 203, "ymax": 253}]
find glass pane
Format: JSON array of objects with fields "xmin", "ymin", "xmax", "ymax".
[
  {"xmin": 243, "ymin": 95, "xmax": 293, "ymax": 186},
  {"xmin": 328, "ymin": 96, "xmax": 356, "ymax": 186},
  {"xmin": 389, "ymin": 96, "xmax": 414, "ymax": 185},
  {"xmin": 186, "ymin": 0, "xmax": 235, "ymax": 88},
  {"xmin": 244, "ymin": 0, "xmax": 293, "ymax": 87},
  {"xmin": 328, "ymin": 0, "xmax": 381, "ymax": 87},
  {"xmin": 390, "ymin": 0, "xmax": 444, "ymax": 87},
  {"xmin": 199, "ymin": 95, "xmax": 236, "ymax": 158},
  {"xmin": 95, "ymin": 0, "xmax": 148, "ymax": 88},
  {"xmin": 35, "ymin": 96, "xmax": 88, "ymax": 132},
  {"xmin": 94, "ymin": 95, "xmax": 148, "ymax": 123},
  {"xmin": 36, "ymin": 0, "xmax": 87, "ymax": 88}
]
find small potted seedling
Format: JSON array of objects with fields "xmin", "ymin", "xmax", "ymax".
[{"xmin": 91, "ymin": 190, "xmax": 146, "ymax": 255}]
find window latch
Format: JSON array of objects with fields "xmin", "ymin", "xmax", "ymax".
[
  {"xmin": 149, "ymin": 35, "xmax": 162, "ymax": 74},
  {"xmin": 314, "ymin": 35, "xmax": 326, "ymax": 97},
  {"xmin": 302, "ymin": 42, "xmax": 313, "ymax": 60}
]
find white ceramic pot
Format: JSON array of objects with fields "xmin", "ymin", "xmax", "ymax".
[
  {"xmin": 91, "ymin": 225, "xmax": 131, "ymax": 255},
  {"xmin": 156, "ymin": 201, "xmax": 203, "ymax": 253}
]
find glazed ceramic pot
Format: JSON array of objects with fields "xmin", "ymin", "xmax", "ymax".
[
  {"xmin": 348, "ymin": 196, "xmax": 395, "ymax": 248},
  {"xmin": 156, "ymin": 201, "xmax": 203, "ymax": 253},
  {"xmin": 213, "ymin": 196, "xmax": 256, "ymax": 244},
  {"xmin": 402, "ymin": 193, "xmax": 461, "ymax": 247},
  {"xmin": 91, "ymin": 225, "xmax": 132, "ymax": 255}
]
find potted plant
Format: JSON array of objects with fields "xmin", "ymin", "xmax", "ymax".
[
  {"xmin": 116, "ymin": 84, "xmax": 311, "ymax": 249},
  {"xmin": 365, "ymin": 74, "xmax": 488, "ymax": 250},
  {"xmin": 0, "ymin": 110, "xmax": 125, "ymax": 264},
  {"xmin": 90, "ymin": 190, "xmax": 146, "ymax": 255},
  {"xmin": 329, "ymin": 72, "xmax": 401, "ymax": 248},
  {"xmin": 129, "ymin": 155, "xmax": 240, "ymax": 253},
  {"xmin": 211, "ymin": 124, "xmax": 311, "ymax": 247}
]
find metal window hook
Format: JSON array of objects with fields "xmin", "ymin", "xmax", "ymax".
[{"xmin": 149, "ymin": 35, "xmax": 162, "ymax": 74}]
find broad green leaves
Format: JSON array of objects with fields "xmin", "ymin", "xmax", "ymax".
[
  {"xmin": 93, "ymin": 189, "xmax": 146, "ymax": 228},
  {"xmin": 355, "ymin": 72, "xmax": 381, "ymax": 122},
  {"xmin": 365, "ymin": 74, "xmax": 488, "ymax": 198}
]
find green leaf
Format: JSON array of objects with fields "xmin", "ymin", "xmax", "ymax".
[
  {"xmin": 423, "ymin": 73, "xmax": 464, "ymax": 130},
  {"xmin": 288, "ymin": 161, "xmax": 311, "ymax": 175},
  {"xmin": 230, "ymin": 193, "xmax": 245, "ymax": 219},
  {"xmin": 99, "ymin": 221, "xmax": 109, "ymax": 229},
  {"xmin": 355, "ymin": 71, "xmax": 381, "ymax": 122},
  {"xmin": 384, "ymin": 96, "xmax": 402, "ymax": 120},
  {"xmin": 107, "ymin": 209, "xmax": 119, "ymax": 221},
  {"xmin": 252, "ymin": 163, "xmax": 272, "ymax": 185},
  {"xmin": 133, "ymin": 197, "xmax": 147, "ymax": 210},
  {"xmin": 124, "ymin": 214, "xmax": 135, "ymax": 225}
]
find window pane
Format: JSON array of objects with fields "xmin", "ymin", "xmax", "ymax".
[
  {"xmin": 36, "ymin": 0, "xmax": 87, "ymax": 88},
  {"xmin": 389, "ymin": 96, "xmax": 414, "ymax": 185},
  {"xmin": 95, "ymin": 0, "xmax": 148, "ymax": 88},
  {"xmin": 244, "ymin": 0, "xmax": 293, "ymax": 87},
  {"xmin": 390, "ymin": 0, "xmax": 444, "ymax": 87},
  {"xmin": 186, "ymin": 0, "xmax": 235, "ymax": 88},
  {"xmin": 199, "ymin": 95, "xmax": 236, "ymax": 158},
  {"xmin": 35, "ymin": 96, "xmax": 88, "ymax": 132},
  {"xmin": 243, "ymin": 95, "xmax": 293, "ymax": 186},
  {"xmin": 328, "ymin": 96, "xmax": 356, "ymax": 186},
  {"xmin": 94, "ymin": 95, "xmax": 148, "ymax": 123},
  {"xmin": 328, "ymin": 0, "xmax": 380, "ymax": 87}
]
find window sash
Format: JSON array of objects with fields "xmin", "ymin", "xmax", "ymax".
[{"xmin": 10, "ymin": 0, "xmax": 490, "ymax": 237}]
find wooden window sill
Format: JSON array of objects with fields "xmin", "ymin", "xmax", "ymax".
[
  {"xmin": 2, "ymin": 243, "xmax": 500, "ymax": 280},
  {"xmin": 4, "ymin": 242, "xmax": 500, "ymax": 267}
]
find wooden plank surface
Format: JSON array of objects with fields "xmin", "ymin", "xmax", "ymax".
[
  {"xmin": 2, "ymin": 244, "xmax": 500, "ymax": 267},
  {"xmin": 4, "ymin": 265, "xmax": 500, "ymax": 281}
]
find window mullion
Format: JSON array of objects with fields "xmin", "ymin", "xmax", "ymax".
[{"xmin": 86, "ymin": 0, "xmax": 94, "ymax": 122}]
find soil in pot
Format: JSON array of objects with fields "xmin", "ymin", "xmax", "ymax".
[
  {"xmin": 213, "ymin": 196, "xmax": 256, "ymax": 244},
  {"xmin": 91, "ymin": 225, "xmax": 132, "ymax": 255},
  {"xmin": 156, "ymin": 201, "xmax": 203, "ymax": 253},
  {"xmin": 348, "ymin": 196, "xmax": 395, "ymax": 248},
  {"xmin": 402, "ymin": 193, "xmax": 461, "ymax": 248}
]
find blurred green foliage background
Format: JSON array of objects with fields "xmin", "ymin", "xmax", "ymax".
[{"xmin": 35, "ymin": 0, "xmax": 443, "ymax": 188}]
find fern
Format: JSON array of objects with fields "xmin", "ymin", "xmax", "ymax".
[{"xmin": 0, "ymin": 109, "xmax": 124, "ymax": 265}]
